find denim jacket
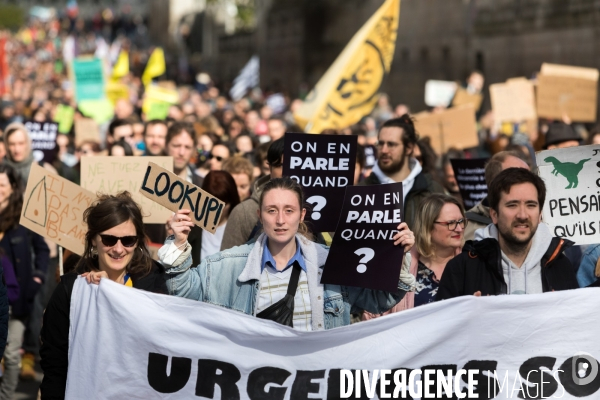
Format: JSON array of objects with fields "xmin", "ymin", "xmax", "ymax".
[{"xmin": 162, "ymin": 233, "xmax": 410, "ymax": 330}]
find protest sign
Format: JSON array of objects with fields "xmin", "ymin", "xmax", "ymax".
[
  {"xmin": 142, "ymin": 84, "xmax": 179, "ymax": 120},
  {"xmin": 53, "ymin": 104, "xmax": 75, "ymax": 134},
  {"xmin": 321, "ymin": 183, "xmax": 403, "ymax": 292},
  {"xmin": 74, "ymin": 118, "xmax": 101, "ymax": 147},
  {"xmin": 139, "ymin": 162, "xmax": 225, "ymax": 233},
  {"xmin": 450, "ymin": 158, "xmax": 488, "ymax": 209},
  {"xmin": 490, "ymin": 78, "xmax": 537, "ymax": 123},
  {"xmin": 536, "ymin": 63, "xmax": 599, "ymax": 122},
  {"xmin": 451, "ymin": 87, "xmax": 483, "ymax": 110},
  {"xmin": 283, "ymin": 133, "xmax": 357, "ymax": 232},
  {"xmin": 413, "ymin": 105, "xmax": 478, "ymax": 154},
  {"xmin": 78, "ymin": 98, "xmax": 114, "ymax": 124},
  {"xmin": 536, "ymin": 144, "xmax": 600, "ymax": 245},
  {"xmin": 67, "ymin": 277, "xmax": 600, "ymax": 399},
  {"xmin": 20, "ymin": 164, "xmax": 95, "ymax": 255},
  {"xmin": 72, "ymin": 57, "xmax": 105, "ymax": 102},
  {"xmin": 24, "ymin": 121, "xmax": 58, "ymax": 164},
  {"xmin": 424, "ymin": 80, "xmax": 457, "ymax": 107},
  {"xmin": 80, "ymin": 156, "xmax": 173, "ymax": 224},
  {"xmin": 106, "ymin": 80, "xmax": 130, "ymax": 105}
]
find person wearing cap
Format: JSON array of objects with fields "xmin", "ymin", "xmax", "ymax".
[{"xmin": 544, "ymin": 122, "xmax": 581, "ymax": 149}]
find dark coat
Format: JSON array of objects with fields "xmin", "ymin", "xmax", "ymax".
[
  {"xmin": 436, "ymin": 237, "xmax": 579, "ymax": 300},
  {"xmin": 0, "ymin": 258, "xmax": 9, "ymax": 360},
  {"xmin": 362, "ymin": 170, "xmax": 445, "ymax": 229},
  {"xmin": 39, "ymin": 261, "xmax": 167, "ymax": 400},
  {"xmin": 0, "ymin": 225, "xmax": 49, "ymax": 316},
  {"xmin": 1, "ymin": 254, "xmax": 20, "ymax": 304}
]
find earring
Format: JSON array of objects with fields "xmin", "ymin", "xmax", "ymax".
[{"xmin": 91, "ymin": 247, "xmax": 98, "ymax": 257}]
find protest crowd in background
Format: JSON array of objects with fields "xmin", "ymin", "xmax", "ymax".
[{"xmin": 0, "ymin": 3, "xmax": 599, "ymax": 399}]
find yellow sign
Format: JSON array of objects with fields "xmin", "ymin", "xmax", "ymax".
[
  {"xmin": 294, "ymin": 0, "xmax": 400, "ymax": 133},
  {"xmin": 142, "ymin": 48, "xmax": 166, "ymax": 86}
]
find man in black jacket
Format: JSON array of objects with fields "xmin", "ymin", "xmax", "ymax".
[
  {"xmin": 437, "ymin": 168, "xmax": 578, "ymax": 299},
  {"xmin": 362, "ymin": 114, "xmax": 444, "ymax": 228}
]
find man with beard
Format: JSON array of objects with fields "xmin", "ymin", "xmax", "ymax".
[
  {"xmin": 436, "ymin": 168, "xmax": 578, "ymax": 299},
  {"xmin": 362, "ymin": 114, "xmax": 444, "ymax": 228}
]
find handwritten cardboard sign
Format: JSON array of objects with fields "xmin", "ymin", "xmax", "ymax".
[
  {"xmin": 139, "ymin": 162, "xmax": 225, "ymax": 233},
  {"xmin": 74, "ymin": 118, "xmax": 101, "ymax": 147},
  {"xmin": 80, "ymin": 156, "xmax": 173, "ymax": 224},
  {"xmin": 413, "ymin": 105, "xmax": 479, "ymax": 154},
  {"xmin": 450, "ymin": 158, "xmax": 488, "ymax": 209},
  {"xmin": 20, "ymin": 164, "xmax": 95, "ymax": 255},
  {"xmin": 283, "ymin": 133, "xmax": 357, "ymax": 232},
  {"xmin": 320, "ymin": 182, "xmax": 404, "ymax": 292},
  {"xmin": 490, "ymin": 78, "xmax": 537, "ymax": 123},
  {"xmin": 452, "ymin": 87, "xmax": 483, "ymax": 111},
  {"xmin": 536, "ymin": 63, "xmax": 599, "ymax": 122},
  {"xmin": 536, "ymin": 144, "xmax": 600, "ymax": 246},
  {"xmin": 25, "ymin": 121, "xmax": 58, "ymax": 164}
]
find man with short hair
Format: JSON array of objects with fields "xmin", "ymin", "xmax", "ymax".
[
  {"xmin": 143, "ymin": 120, "xmax": 168, "ymax": 156},
  {"xmin": 267, "ymin": 117, "xmax": 286, "ymax": 142},
  {"xmin": 165, "ymin": 121, "xmax": 203, "ymax": 187},
  {"xmin": 107, "ymin": 119, "xmax": 135, "ymax": 149},
  {"xmin": 437, "ymin": 168, "xmax": 578, "ymax": 299},
  {"xmin": 363, "ymin": 115, "xmax": 444, "ymax": 228},
  {"xmin": 464, "ymin": 150, "xmax": 530, "ymax": 240}
]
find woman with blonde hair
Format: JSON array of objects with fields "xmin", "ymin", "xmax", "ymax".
[{"xmin": 363, "ymin": 193, "xmax": 466, "ymax": 319}]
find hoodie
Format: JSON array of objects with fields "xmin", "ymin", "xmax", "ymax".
[
  {"xmin": 371, "ymin": 158, "xmax": 422, "ymax": 204},
  {"xmin": 475, "ymin": 223, "xmax": 553, "ymax": 294}
]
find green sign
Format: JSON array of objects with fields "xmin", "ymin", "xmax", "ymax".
[
  {"xmin": 72, "ymin": 58, "xmax": 105, "ymax": 102},
  {"xmin": 54, "ymin": 104, "xmax": 75, "ymax": 134}
]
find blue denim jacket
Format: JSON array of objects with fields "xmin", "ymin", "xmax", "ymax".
[
  {"xmin": 578, "ymin": 244, "xmax": 600, "ymax": 287},
  {"xmin": 163, "ymin": 234, "xmax": 410, "ymax": 330}
]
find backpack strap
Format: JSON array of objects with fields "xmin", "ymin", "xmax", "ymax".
[{"xmin": 465, "ymin": 211, "xmax": 492, "ymax": 226}]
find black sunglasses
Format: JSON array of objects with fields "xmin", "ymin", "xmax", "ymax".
[
  {"xmin": 208, "ymin": 154, "xmax": 224, "ymax": 162},
  {"xmin": 99, "ymin": 234, "xmax": 138, "ymax": 248}
]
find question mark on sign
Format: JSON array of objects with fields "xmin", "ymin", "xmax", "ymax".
[
  {"xmin": 355, "ymin": 248, "xmax": 375, "ymax": 273},
  {"xmin": 306, "ymin": 195, "xmax": 327, "ymax": 220}
]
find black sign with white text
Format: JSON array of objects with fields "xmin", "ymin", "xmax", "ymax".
[
  {"xmin": 320, "ymin": 182, "xmax": 404, "ymax": 292},
  {"xmin": 450, "ymin": 158, "xmax": 488, "ymax": 209},
  {"xmin": 283, "ymin": 133, "xmax": 357, "ymax": 232},
  {"xmin": 25, "ymin": 121, "xmax": 58, "ymax": 164}
]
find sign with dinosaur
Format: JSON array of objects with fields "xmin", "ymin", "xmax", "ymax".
[{"xmin": 536, "ymin": 145, "xmax": 600, "ymax": 245}]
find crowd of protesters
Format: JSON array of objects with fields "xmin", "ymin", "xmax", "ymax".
[{"xmin": 0, "ymin": 9, "xmax": 597, "ymax": 400}]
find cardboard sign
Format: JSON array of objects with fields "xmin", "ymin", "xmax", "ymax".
[
  {"xmin": 536, "ymin": 63, "xmax": 599, "ymax": 122},
  {"xmin": 282, "ymin": 133, "xmax": 357, "ymax": 232},
  {"xmin": 413, "ymin": 105, "xmax": 479, "ymax": 154},
  {"xmin": 536, "ymin": 145, "xmax": 600, "ymax": 245},
  {"xmin": 72, "ymin": 58, "xmax": 105, "ymax": 102},
  {"xmin": 320, "ymin": 182, "xmax": 404, "ymax": 292},
  {"xmin": 25, "ymin": 121, "xmax": 58, "ymax": 164},
  {"xmin": 80, "ymin": 156, "xmax": 173, "ymax": 224},
  {"xmin": 452, "ymin": 87, "xmax": 483, "ymax": 110},
  {"xmin": 425, "ymin": 80, "xmax": 457, "ymax": 107},
  {"xmin": 74, "ymin": 118, "xmax": 101, "ymax": 147},
  {"xmin": 450, "ymin": 158, "xmax": 488, "ymax": 209},
  {"xmin": 490, "ymin": 79, "xmax": 537, "ymax": 123},
  {"xmin": 20, "ymin": 164, "xmax": 95, "ymax": 255},
  {"xmin": 139, "ymin": 162, "xmax": 224, "ymax": 233}
]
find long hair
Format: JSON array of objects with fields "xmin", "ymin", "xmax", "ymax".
[
  {"xmin": 259, "ymin": 177, "xmax": 311, "ymax": 238},
  {"xmin": 0, "ymin": 164, "xmax": 23, "ymax": 233},
  {"xmin": 75, "ymin": 191, "xmax": 153, "ymax": 277},
  {"xmin": 201, "ymin": 170, "xmax": 241, "ymax": 211},
  {"xmin": 414, "ymin": 193, "xmax": 465, "ymax": 259}
]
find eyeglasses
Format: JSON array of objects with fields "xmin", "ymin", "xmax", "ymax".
[
  {"xmin": 208, "ymin": 154, "xmax": 224, "ymax": 162},
  {"xmin": 99, "ymin": 234, "xmax": 138, "ymax": 248},
  {"xmin": 434, "ymin": 218, "xmax": 468, "ymax": 231}
]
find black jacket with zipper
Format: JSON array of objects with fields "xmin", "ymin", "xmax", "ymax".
[{"xmin": 436, "ymin": 237, "xmax": 579, "ymax": 300}]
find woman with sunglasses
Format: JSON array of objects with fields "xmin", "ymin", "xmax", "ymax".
[
  {"xmin": 40, "ymin": 191, "xmax": 167, "ymax": 399},
  {"xmin": 160, "ymin": 177, "xmax": 415, "ymax": 331},
  {"xmin": 363, "ymin": 194, "xmax": 466, "ymax": 319}
]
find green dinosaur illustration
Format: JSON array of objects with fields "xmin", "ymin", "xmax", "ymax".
[{"xmin": 544, "ymin": 156, "xmax": 590, "ymax": 189}]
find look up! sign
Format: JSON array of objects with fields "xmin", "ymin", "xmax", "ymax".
[
  {"xmin": 537, "ymin": 144, "xmax": 600, "ymax": 245},
  {"xmin": 283, "ymin": 133, "xmax": 357, "ymax": 232},
  {"xmin": 320, "ymin": 182, "xmax": 404, "ymax": 292}
]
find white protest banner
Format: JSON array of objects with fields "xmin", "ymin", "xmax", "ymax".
[
  {"xmin": 24, "ymin": 120, "xmax": 58, "ymax": 164},
  {"xmin": 20, "ymin": 164, "xmax": 95, "ymax": 255},
  {"xmin": 425, "ymin": 80, "xmax": 457, "ymax": 107},
  {"xmin": 536, "ymin": 145, "xmax": 600, "ymax": 245},
  {"xmin": 450, "ymin": 158, "xmax": 488, "ymax": 209},
  {"xmin": 283, "ymin": 133, "xmax": 357, "ymax": 232},
  {"xmin": 321, "ymin": 183, "xmax": 403, "ymax": 292},
  {"xmin": 80, "ymin": 156, "xmax": 173, "ymax": 224},
  {"xmin": 139, "ymin": 162, "xmax": 225, "ymax": 233},
  {"xmin": 67, "ymin": 278, "xmax": 600, "ymax": 399}
]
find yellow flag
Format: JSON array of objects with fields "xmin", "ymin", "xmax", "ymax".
[
  {"xmin": 142, "ymin": 48, "xmax": 166, "ymax": 86},
  {"xmin": 294, "ymin": 0, "xmax": 400, "ymax": 133},
  {"xmin": 111, "ymin": 51, "xmax": 129, "ymax": 79}
]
